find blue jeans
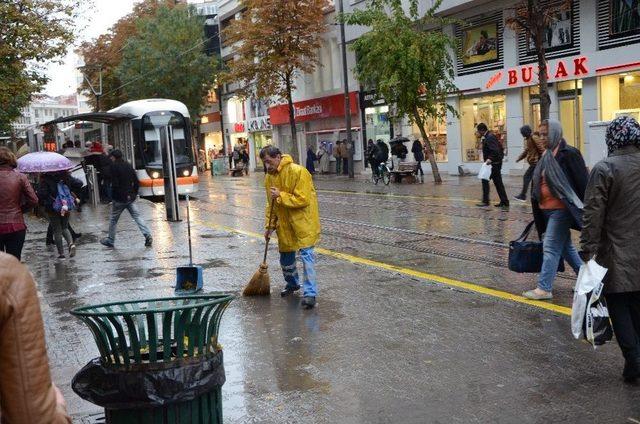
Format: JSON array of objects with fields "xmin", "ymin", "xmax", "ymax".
[
  {"xmin": 537, "ymin": 209, "xmax": 583, "ymax": 292},
  {"xmin": 280, "ymin": 247, "xmax": 318, "ymax": 297},
  {"xmin": 106, "ymin": 200, "xmax": 151, "ymax": 244}
]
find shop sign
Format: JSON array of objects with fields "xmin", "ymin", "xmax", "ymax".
[
  {"xmin": 247, "ymin": 116, "xmax": 272, "ymax": 132},
  {"xmin": 484, "ymin": 55, "xmax": 590, "ymax": 90},
  {"xmin": 268, "ymin": 92, "xmax": 359, "ymax": 126},
  {"xmin": 233, "ymin": 122, "xmax": 245, "ymax": 133},
  {"xmin": 360, "ymin": 90, "xmax": 386, "ymax": 109}
]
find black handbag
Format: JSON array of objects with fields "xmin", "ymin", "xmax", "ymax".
[{"xmin": 508, "ymin": 221, "xmax": 565, "ymax": 273}]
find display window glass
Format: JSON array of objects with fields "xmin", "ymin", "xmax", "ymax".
[
  {"xmin": 600, "ymin": 71, "xmax": 640, "ymax": 122},
  {"xmin": 412, "ymin": 111, "xmax": 448, "ymax": 162},
  {"xmin": 365, "ymin": 106, "xmax": 391, "ymax": 143},
  {"xmin": 459, "ymin": 94, "xmax": 506, "ymax": 162}
]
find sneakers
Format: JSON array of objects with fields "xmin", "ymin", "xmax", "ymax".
[
  {"xmin": 301, "ymin": 296, "xmax": 316, "ymax": 309},
  {"xmin": 514, "ymin": 195, "xmax": 527, "ymax": 203},
  {"xmin": 522, "ymin": 289, "xmax": 553, "ymax": 300},
  {"xmin": 145, "ymin": 235, "xmax": 153, "ymax": 247},
  {"xmin": 100, "ymin": 238, "xmax": 115, "ymax": 248},
  {"xmin": 475, "ymin": 202, "xmax": 490, "ymax": 207},
  {"xmin": 69, "ymin": 244, "xmax": 76, "ymax": 258},
  {"xmin": 280, "ymin": 285, "xmax": 301, "ymax": 297}
]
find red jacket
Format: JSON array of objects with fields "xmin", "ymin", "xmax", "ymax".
[{"xmin": 0, "ymin": 165, "xmax": 38, "ymax": 226}]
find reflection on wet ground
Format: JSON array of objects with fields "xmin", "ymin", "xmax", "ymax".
[{"xmin": 22, "ymin": 173, "xmax": 640, "ymax": 423}]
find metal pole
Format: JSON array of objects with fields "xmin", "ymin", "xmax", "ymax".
[
  {"xmin": 338, "ymin": 0, "xmax": 354, "ymax": 178},
  {"xmin": 161, "ymin": 125, "xmax": 181, "ymax": 222}
]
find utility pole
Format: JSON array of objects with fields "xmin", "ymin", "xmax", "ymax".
[{"xmin": 338, "ymin": 0, "xmax": 354, "ymax": 178}]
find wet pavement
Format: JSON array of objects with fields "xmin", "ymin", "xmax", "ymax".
[{"xmin": 21, "ymin": 171, "xmax": 640, "ymax": 423}]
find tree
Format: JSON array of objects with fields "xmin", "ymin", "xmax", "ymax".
[
  {"xmin": 78, "ymin": 0, "xmax": 175, "ymax": 112},
  {"xmin": 505, "ymin": 0, "xmax": 572, "ymax": 121},
  {"xmin": 343, "ymin": 0, "xmax": 457, "ymax": 183},
  {"xmin": 221, "ymin": 0, "xmax": 328, "ymax": 159},
  {"xmin": 115, "ymin": 5, "xmax": 217, "ymax": 118},
  {"xmin": 0, "ymin": 0, "xmax": 75, "ymax": 134}
]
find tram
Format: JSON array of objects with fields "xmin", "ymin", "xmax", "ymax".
[{"xmin": 108, "ymin": 99, "xmax": 199, "ymax": 197}]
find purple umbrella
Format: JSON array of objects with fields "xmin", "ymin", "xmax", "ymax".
[{"xmin": 17, "ymin": 151, "xmax": 74, "ymax": 174}]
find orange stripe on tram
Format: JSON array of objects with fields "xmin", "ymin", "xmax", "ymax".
[{"xmin": 139, "ymin": 176, "xmax": 199, "ymax": 188}]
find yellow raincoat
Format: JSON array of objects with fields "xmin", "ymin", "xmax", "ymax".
[{"xmin": 264, "ymin": 154, "xmax": 320, "ymax": 252}]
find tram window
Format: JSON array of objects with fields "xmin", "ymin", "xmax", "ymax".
[{"xmin": 142, "ymin": 113, "xmax": 193, "ymax": 166}]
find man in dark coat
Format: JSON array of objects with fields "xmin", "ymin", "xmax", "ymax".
[
  {"xmin": 475, "ymin": 123, "xmax": 509, "ymax": 208},
  {"xmin": 580, "ymin": 116, "xmax": 640, "ymax": 383},
  {"xmin": 99, "ymin": 149, "xmax": 152, "ymax": 248}
]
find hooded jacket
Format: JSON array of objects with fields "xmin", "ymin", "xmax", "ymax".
[
  {"xmin": 581, "ymin": 145, "xmax": 640, "ymax": 294},
  {"xmin": 264, "ymin": 154, "xmax": 320, "ymax": 252},
  {"xmin": 0, "ymin": 253, "xmax": 71, "ymax": 424}
]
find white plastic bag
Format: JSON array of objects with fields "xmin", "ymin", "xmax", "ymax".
[
  {"xmin": 571, "ymin": 259, "xmax": 610, "ymax": 345},
  {"xmin": 477, "ymin": 162, "xmax": 492, "ymax": 181}
]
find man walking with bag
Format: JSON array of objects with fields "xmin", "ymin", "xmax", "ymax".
[
  {"xmin": 260, "ymin": 146, "xmax": 321, "ymax": 309},
  {"xmin": 100, "ymin": 149, "xmax": 152, "ymax": 248},
  {"xmin": 475, "ymin": 123, "xmax": 509, "ymax": 208}
]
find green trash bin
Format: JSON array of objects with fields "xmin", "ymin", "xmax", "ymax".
[{"xmin": 71, "ymin": 294, "xmax": 235, "ymax": 424}]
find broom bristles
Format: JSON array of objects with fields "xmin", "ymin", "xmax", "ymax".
[{"xmin": 243, "ymin": 263, "xmax": 271, "ymax": 296}]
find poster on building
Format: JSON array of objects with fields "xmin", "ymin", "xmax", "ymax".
[
  {"xmin": 462, "ymin": 23, "xmax": 498, "ymax": 65},
  {"xmin": 528, "ymin": 9, "xmax": 572, "ymax": 51}
]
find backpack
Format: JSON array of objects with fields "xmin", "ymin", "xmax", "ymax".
[
  {"xmin": 53, "ymin": 181, "xmax": 75, "ymax": 213},
  {"xmin": 232, "ymin": 150, "xmax": 240, "ymax": 161}
]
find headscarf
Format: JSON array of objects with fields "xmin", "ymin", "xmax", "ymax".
[
  {"xmin": 605, "ymin": 115, "xmax": 640, "ymax": 154},
  {"xmin": 520, "ymin": 125, "xmax": 532, "ymax": 138},
  {"xmin": 532, "ymin": 119, "xmax": 583, "ymax": 209}
]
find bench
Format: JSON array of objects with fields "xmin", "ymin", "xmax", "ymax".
[{"xmin": 390, "ymin": 161, "xmax": 419, "ymax": 183}]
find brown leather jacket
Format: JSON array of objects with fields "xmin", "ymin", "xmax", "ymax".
[
  {"xmin": 0, "ymin": 253, "xmax": 71, "ymax": 423},
  {"xmin": 0, "ymin": 166, "xmax": 38, "ymax": 226},
  {"xmin": 516, "ymin": 135, "xmax": 545, "ymax": 165}
]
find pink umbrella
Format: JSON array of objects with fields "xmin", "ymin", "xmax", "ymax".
[{"xmin": 17, "ymin": 151, "xmax": 74, "ymax": 174}]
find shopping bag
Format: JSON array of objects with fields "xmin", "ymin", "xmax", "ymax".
[
  {"xmin": 508, "ymin": 221, "xmax": 565, "ymax": 273},
  {"xmin": 477, "ymin": 162, "xmax": 492, "ymax": 181},
  {"xmin": 571, "ymin": 259, "xmax": 612, "ymax": 347}
]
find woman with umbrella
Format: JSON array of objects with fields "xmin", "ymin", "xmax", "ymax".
[
  {"xmin": 18, "ymin": 151, "xmax": 80, "ymax": 259},
  {"xmin": 0, "ymin": 147, "xmax": 38, "ymax": 260}
]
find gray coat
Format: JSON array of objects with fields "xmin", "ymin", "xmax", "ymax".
[{"xmin": 580, "ymin": 145, "xmax": 640, "ymax": 294}]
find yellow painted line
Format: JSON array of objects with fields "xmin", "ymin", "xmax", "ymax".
[{"xmin": 200, "ymin": 221, "xmax": 571, "ymax": 316}]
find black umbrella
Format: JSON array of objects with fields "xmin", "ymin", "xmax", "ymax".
[{"xmin": 389, "ymin": 136, "xmax": 410, "ymax": 145}]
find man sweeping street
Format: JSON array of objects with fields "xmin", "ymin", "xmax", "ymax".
[{"xmin": 260, "ymin": 146, "xmax": 321, "ymax": 309}]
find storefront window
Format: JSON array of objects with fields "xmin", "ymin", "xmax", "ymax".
[
  {"xmin": 365, "ymin": 106, "xmax": 391, "ymax": 143},
  {"xmin": 460, "ymin": 94, "xmax": 506, "ymax": 162},
  {"xmin": 611, "ymin": 0, "xmax": 640, "ymax": 36},
  {"xmin": 412, "ymin": 111, "xmax": 448, "ymax": 162},
  {"xmin": 252, "ymin": 131, "xmax": 272, "ymax": 168},
  {"xmin": 600, "ymin": 71, "xmax": 640, "ymax": 122},
  {"xmin": 557, "ymin": 80, "xmax": 583, "ymax": 150}
]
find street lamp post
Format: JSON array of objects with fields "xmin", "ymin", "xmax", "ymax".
[{"xmin": 338, "ymin": 0, "xmax": 354, "ymax": 178}]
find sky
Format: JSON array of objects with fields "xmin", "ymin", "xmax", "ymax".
[{"xmin": 44, "ymin": 0, "xmax": 140, "ymax": 96}]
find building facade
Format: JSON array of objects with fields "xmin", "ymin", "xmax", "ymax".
[{"xmin": 11, "ymin": 94, "xmax": 80, "ymax": 137}]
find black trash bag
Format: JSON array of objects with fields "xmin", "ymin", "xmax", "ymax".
[{"xmin": 72, "ymin": 350, "xmax": 225, "ymax": 409}]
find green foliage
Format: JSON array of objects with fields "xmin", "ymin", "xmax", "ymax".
[
  {"xmin": 343, "ymin": 0, "xmax": 458, "ymax": 125},
  {"xmin": 0, "ymin": 0, "xmax": 75, "ymax": 134},
  {"xmin": 115, "ymin": 5, "xmax": 217, "ymax": 118}
]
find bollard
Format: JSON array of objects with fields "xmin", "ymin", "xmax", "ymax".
[{"xmin": 86, "ymin": 165, "xmax": 100, "ymax": 207}]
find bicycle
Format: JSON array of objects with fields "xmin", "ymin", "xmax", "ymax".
[{"xmin": 372, "ymin": 160, "xmax": 391, "ymax": 185}]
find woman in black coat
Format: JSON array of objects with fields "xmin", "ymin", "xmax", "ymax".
[
  {"xmin": 411, "ymin": 139, "xmax": 425, "ymax": 181},
  {"xmin": 581, "ymin": 116, "xmax": 640, "ymax": 383}
]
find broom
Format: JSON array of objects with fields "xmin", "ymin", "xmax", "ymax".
[{"xmin": 243, "ymin": 200, "xmax": 275, "ymax": 296}]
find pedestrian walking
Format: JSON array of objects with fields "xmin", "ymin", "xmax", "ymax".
[
  {"xmin": 514, "ymin": 125, "xmax": 545, "ymax": 202},
  {"xmin": 412, "ymin": 139, "xmax": 425, "ymax": 182},
  {"xmin": 334, "ymin": 140, "xmax": 343, "ymax": 175},
  {"xmin": 241, "ymin": 147, "xmax": 250, "ymax": 175},
  {"xmin": 305, "ymin": 145, "xmax": 317, "ymax": 174},
  {"xmin": 260, "ymin": 146, "xmax": 321, "ymax": 309},
  {"xmin": 0, "ymin": 253, "xmax": 72, "ymax": 423},
  {"xmin": 342, "ymin": 139, "xmax": 351, "ymax": 175},
  {"xmin": 37, "ymin": 171, "xmax": 79, "ymax": 259},
  {"xmin": 475, "ymin": 123, "xmax": 509, "ymax": 208},
  {"xmin": 100, "ymin": 149, "xmax": 153, "ymax": 248},
  {"xmin": 45, "ymin": 174, "xmax": 83, "ymax": 248},
  {"xmin": 317, "ymin": 142, "xmax": 330, "ymax": 174},
  {"xmin": 0, "ymin": 147, "xmax": 38, "ymax": 260},
  {"xmin": 522, "ymin": 119, "xmax": 588, "ymax": 300},
  {"xmin": 580, "ymin": 116, "xmax": 640, "ymax": 383},
  {"xmin": 365, "ymin": 139, "xmax": 375, "ymax": 169}
]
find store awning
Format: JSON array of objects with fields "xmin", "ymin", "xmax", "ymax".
[{"xmin": 43, "ymin": 112, "xmax": 135, "ymax": 126}]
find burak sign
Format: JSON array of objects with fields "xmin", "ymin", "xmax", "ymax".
[{"xmin": 484, "ymin": 55, "xmax": 590, "ymax": 90}]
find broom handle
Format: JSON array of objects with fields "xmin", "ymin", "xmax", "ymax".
[
  {"xmin": 263, "ymin": 200, "xmax": 275, "ymax": 263},
  {"xmin": 186, "ymin": 194, "xmax": 193, "ymax": 266}
]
